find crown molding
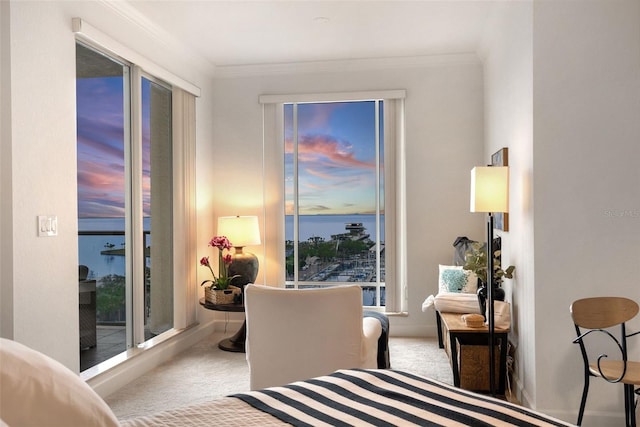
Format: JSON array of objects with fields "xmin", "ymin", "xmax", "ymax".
[
  {"xmin": 73, "ymin": 18, "xmax": 201, "ymax": 96},
  {"xmin": 214, "ymin": 52, "xmax": 481, "ymax": 79},
  {"xmin": 96, "ymin": 0, "xmax": 216, "ymax": 78},
  {"xmin": 92, "ymin": 1, "xmax": 480, "ymax": 80}
]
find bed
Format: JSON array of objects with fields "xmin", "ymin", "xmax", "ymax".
[
  {"xmin": 122, "ymin": 369, "xmax": 573, "ymax": 427},
  {"xmin": 0, "ymin": 338, "xmax": 574, "ymax": 427}
]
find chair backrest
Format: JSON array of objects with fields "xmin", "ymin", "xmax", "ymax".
[
  {"xmin": 244, "ymin": 284, "xmax": 364, "ymax": 390},
  {"xmin": 571, "ymin": 297, "xmax": 639, "ymax": 330},
  {"xmin": 570, "ymin": 297, "xmax": 639, "ymax": 382},
  {"xmin": 79, "ymin": 265, "xmax": 89, "ymax": 281}
]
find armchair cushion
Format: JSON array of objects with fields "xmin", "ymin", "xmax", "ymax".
[
  {"xmin": 364, "ymin": 310, "xmax": 390, "ymax": 368},
  {"xmin": 244, "ymin": 284, "xmax": 383, "ymax": 390},
  {"xmin": 361, "ymin": 316, "xmax": 383, "ymax": 368}
]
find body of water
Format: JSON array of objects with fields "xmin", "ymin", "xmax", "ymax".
[
  {"xmin": 78, "ymin": 217, "xmax": 149, "ymax": 280},
  {"xmin": 79, "ymin": 214, "xmax": 383, "ymax": 280}
]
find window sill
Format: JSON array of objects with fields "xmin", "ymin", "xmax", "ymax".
[{"xmin": 80, "ymin": 325, "xmax": 195, "ymax": 382}]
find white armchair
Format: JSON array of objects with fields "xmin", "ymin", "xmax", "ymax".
[{"xmin": 244, "ymin": 284, "xmax": 383, "ymax": 390}]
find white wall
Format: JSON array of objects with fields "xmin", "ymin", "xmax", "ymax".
[
  {"xmin": 6, "ymin": 1, "xmax": 80, "ymax": 368},
  {"xmin": 483, "ymin": 1, "xmax": 640, "ymax": 424},
  {"xmin": 210, "ymin": 59, "xmax": 485, "ymax": 336},
  {"xmin": 1, "ymin": 0, "xmax": 217, "ymax": 372},
  {"xmin": 532, "ymin": 1, "xmax": 640, "ymax": 424},
  {"xmin": 479, "ymin": 0, "xmax": 535, "ymax": 410},
  {"xmin": 0, "ymin": 0, "xmax": 13, "ymax": 339}
]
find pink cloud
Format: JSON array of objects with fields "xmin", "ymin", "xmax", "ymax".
[{"xmin": 285, "ymin": 134, "xmax": 375, "ymax": 170}]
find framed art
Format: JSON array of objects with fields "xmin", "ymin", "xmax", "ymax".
[{"xmin": 491, "ymin": 147, "xmax": 509, "ymax": 231}]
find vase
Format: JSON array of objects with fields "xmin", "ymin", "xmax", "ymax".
[{"xmin": 477, "ymin": 283, "xmax": 505, "ymax": 319}]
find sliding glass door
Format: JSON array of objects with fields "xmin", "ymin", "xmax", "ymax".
[{"xmin": 76, "ymin": 43, "xmax": 173, "ymax": 371}]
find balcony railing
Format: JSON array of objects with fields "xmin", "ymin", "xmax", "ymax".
[{"xmin": 78, "ymin": 230, "xmax": 150, "ymax": 324}]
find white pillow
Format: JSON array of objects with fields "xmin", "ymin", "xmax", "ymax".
[
  {"xmin": 438, "ymin": 265, "xmax": 478, "ymax": 294},
  {"xmin": 0, "ymin": 338, "xmax": 119, "ymax": 427}
]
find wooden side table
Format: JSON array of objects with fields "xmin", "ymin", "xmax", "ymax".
[
  {"xmin": 199, "ymin": 298, "xmax": 245, "ymax": 353},
  {"xmin": 438, "ymin": 311, "xmax": 509, "ymax": 395}
]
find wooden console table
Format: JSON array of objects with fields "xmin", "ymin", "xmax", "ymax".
[{"xmin": 437, "ymin": 311, "xmax": 509, "ymax": 395}]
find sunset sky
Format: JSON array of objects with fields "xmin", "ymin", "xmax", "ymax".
[
  {"xmin": 76, "ymin": 76, "xmax": 151, "ymax": 218},
  {"xmin": 78, "ymin": 80, "xmax": 382, "ymax": 219},
  {"xmin": 284, "ymin": 101, "xmax": 384, "ymax": 216}
]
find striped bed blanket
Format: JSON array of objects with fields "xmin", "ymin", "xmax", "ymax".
[{"xmin": 231, "ymin": 369, "xmax": 574, "ymax": 427}]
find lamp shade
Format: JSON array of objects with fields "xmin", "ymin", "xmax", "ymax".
[
  {"xmin": 470, "ymin": 166, "xmax": 509, "ymax": 213},
  {"xmin": 217, "ymin": 216, "xmax": 261, "ymax": 248}
]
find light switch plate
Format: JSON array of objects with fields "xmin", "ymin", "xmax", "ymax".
[{"xmin": 38, "ymin": 215, "xmax": 58, "ymax": 237}]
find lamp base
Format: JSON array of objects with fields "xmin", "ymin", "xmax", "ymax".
[{"xmin": 228, "ymin": 247, "xmax": 258, "ymax": 287}]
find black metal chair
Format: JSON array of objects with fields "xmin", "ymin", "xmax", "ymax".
[
  {"xmin": 570, "ymin": 297, "xmax": 640, "ymax": 426},
  {"xmin": 78, "ymin": 265, "xmax": 97, "ymax": 349}
]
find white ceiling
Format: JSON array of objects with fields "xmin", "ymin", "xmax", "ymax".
[{"xmin": 124, "ymin": 1, "xmax": 496, "ymax": 68}]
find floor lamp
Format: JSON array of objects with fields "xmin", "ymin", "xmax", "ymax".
[{"xmin": 470, "ymin": 166, "xmax": 509, "ymax": 396}]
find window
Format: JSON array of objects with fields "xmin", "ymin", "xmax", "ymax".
[
  {"xmin": 260, "ymin": 91, "xmax": 406, "ymax": 312},
  {"xmin": 76, "ymin": 38, "xmax": 197, "ymax": 371},
  {"xmin": 284, "ymin": 101, "xmax": 386, "ymax": 306}
]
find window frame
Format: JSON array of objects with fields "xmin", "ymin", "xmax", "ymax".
[{"xmin": 260, "ymin": 90, "xmax": 407, "ymax": 313}]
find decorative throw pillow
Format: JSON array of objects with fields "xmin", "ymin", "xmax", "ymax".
[
  {"xmin": 0, "ymin": 338, "xmax": 120, "ymax": 427},
  {"xmin": 438, "ymin": 265, "xmax": 478, "ymax": 294}
]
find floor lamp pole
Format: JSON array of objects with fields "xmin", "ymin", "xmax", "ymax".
[{"xmin": 487, "ymin": 213, "xmax": 495, "ymax": 396}]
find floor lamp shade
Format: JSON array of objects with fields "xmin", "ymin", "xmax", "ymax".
[
  {"xmin": 217, "ymin": 216, "xmax": 261, "ymax": 287},
  {"xmin": 470, "ymin": 167, "xmax": 509, "ymax": 214}
]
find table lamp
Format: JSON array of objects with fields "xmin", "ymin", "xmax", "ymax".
[
  {"xmin": 470, "ymin": 165, "xmax": 509, "ymax": 396},
  {"xmin": 217, "ymin": 215, "xmax": 261, "ymax": 287}
]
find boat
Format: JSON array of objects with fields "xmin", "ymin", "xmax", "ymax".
[{"xmin": 345, "ymin": 222, "xmax": 364, "ymax": 232}]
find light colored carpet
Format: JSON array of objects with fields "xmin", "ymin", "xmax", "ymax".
[{"xmin": 105, "ymin": 333, "xmax": 453, "ymax": 421}]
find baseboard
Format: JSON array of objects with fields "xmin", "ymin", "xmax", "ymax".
[
  {"xmin": 511, "ymin": 374, "xmax": 624, "ymax": 426},
  {"xmin": 537, "ymin": 408, "xmax": 623, "ymax": 426},
  {"xmin": 572, "ymin": 411, "xmax": 627, "ymax": 426},
  {"xmin": 86, "ymin": 320, "xmax": 216, "ymax": 398}
]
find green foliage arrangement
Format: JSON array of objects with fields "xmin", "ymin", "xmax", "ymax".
[{"xmin": 463, "ymin": 241, "xmax": 515, "ymax": 286}]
